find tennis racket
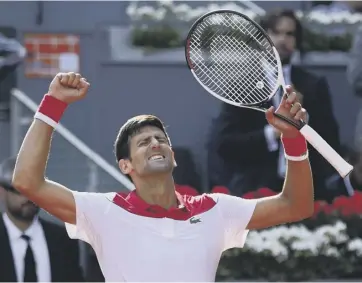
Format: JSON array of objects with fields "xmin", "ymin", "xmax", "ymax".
[{"xmin": 185, "ymin": 9, "xmax": 353, "ymax": 178}]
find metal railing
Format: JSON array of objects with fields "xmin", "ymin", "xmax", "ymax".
[{"xmin": 10, "ymin": 88, "xmax": 134, "ymax": 192}]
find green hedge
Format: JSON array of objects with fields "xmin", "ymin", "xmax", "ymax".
[{"xmin": 130, "ymin": 22, "xmax": 354, "ymax": 52}]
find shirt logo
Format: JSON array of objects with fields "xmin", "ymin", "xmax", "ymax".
[{"xmin": 190, "ymin": 216, "xmax": 201, "ymax": 224}]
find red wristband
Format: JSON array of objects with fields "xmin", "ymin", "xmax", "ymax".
[
  {"xmin": 34, "ymin": 94, "xmax": 68, "ymax": 128},
  {"xmin": 281, "ymin": 133, "xmax": 308, "ymax": 161}
]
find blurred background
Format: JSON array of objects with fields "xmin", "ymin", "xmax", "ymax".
[{"xmin": 1, "ymin": 0, "xmax": 362, "ymax": 282}]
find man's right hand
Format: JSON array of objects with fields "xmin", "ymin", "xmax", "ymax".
[{"xmin": 48, "ymin": 72, "xmax": 90, "ymax": 104}]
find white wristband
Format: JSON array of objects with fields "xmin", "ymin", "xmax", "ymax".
[
  {"xmin": 284, "ymin": 151, "xmax": 309, "ymax": 161},
  {"xmin": 34, "ymin": 112, "xmax": 58, "ymax": 129}
]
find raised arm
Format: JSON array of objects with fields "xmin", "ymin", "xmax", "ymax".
[
  {"xmin": 247, "ymin": 86, "xmax": 314, "ymax": 230},
  {"xmin": 12, "ymin": 72, "xmax": 90, "ymax": 225}
]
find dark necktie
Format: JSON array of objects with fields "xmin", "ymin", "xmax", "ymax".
[{"xmin": 21, "ymin": 234, "xmax": 38, "ymax": 282}]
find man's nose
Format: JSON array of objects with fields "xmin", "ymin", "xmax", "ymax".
[
  {"xmin": 150, "ymin": 138, "xmax": 160, "ymax": 150},
  {"xmin": 277, "ymin": 33, "xmax": 289, "ymax": 43}
]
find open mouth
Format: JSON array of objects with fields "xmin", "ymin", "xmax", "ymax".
[{"xmin": 148, "ymin": 154, "xmax": 165, "ymax": 161}]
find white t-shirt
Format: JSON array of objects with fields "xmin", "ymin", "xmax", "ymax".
[{"xmin": 65, "ymin": 190, "xmax": 257, "ymax": 282}]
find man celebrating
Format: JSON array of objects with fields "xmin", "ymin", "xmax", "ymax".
[{"xmin": 12, "ymin": 72, "xmax": 313, "ymax": 281}]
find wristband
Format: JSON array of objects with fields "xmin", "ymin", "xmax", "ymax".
[
  {"xmin": 34, "ymin": 94, "xmax": 68, "ymax": 129},
  {"xmin": 281, "ymin": 133, "xmax": 308, "ymax": 161}
]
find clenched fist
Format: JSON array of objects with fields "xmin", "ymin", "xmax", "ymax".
[
  {"xmin": 48, "ymin": 72, "xmax": 90, "ymax": 104},
  {"xmin": 265, "ymin": 85, "xmax": 307, "ymax": 139}
]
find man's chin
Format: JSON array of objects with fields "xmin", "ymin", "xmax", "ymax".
[
  {"xmin": 145, "ymin": 164, "xmax": 174, "ymax": 175},
  {"xmin": 20, "ymin": 207, "xmax": 39, "ymax": 221},
  {"xmin": 280, "ymin": 54, "xmax": 292, "ymax": 65}
]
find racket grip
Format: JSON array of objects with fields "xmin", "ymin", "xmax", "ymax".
[{"xmin": 299, "ymin": 124, "xmax": 353, "ymax": 178}]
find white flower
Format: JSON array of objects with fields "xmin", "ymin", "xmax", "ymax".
[
  {"xmin": 291, "ymin": 240, "xmax": 319, "ymax": 255},
  {"xmin": 323, "ymin": 247, "xmax": 340, "ymax": 257},
  {"xmin": 349, "ymin": 13, "xmax": 362, "ymax": 24},
  {"xmin": 314, "ymin": 221, "xmax": 348, "ymax": 244},
  {"xmin": 153, "ymin": 7, "xmax": 166, "ymax": 22},
  {"xmin": 137, "ymin": 6, "xmax": 157, "ymax": 19},
  {"xmin": 246, "ymin": 230, "xmax": 288, "ymax": 260},
  {"xmin": 125, "ymin": 2, "xmax": 138, "ymax": 20},
  {"xmin": 348, "ymin": 239, "xmax": 362, "ymax": 256},
  {"xmin": 172, "ymin": 3, "xmax": 192, "ymax": 22},
  {"xmin": 244, "ymin": 220, "xmax": 361, "ymax": 261}
]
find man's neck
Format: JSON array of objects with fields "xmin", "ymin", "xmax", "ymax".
[
  {"xmin": 135, "ymin": 176, "xmax": 177, "ymax": 209},
  {"xmin": 5, "ymin": 211, "xmax": 33, "ymax": 232},
  {"xmin": 281, "ymin": 56, "xmax": 291, "ymax": 66}
]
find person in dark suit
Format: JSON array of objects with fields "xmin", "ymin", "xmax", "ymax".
[
  {"xmin": 0, "ymin": 157, "xmax": 84, "ymax": 282},
  {"xmin": 207, "ymin": 9, "xmax": 343, "ymax": 202},
  {"xmin": 325, "ymin": 144, "xmax": 362, "ymax": 197}
]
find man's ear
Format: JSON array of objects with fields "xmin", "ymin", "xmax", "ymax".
[
  {"xmin": 172, "ymin": 150, "xmax": 177, "ymax": 167},
  {"xmin": 119, "ymin": 159, "xmax": 133, "ymax": 175}
]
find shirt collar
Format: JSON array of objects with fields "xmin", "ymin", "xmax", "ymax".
[
  {"xmin": 111, "ymin": 190, "xmax": 191, "ymax": 220},
  {"xmin": 126, "ymin": 189, "xmax": 187, "ymax": 210},
  {"xmin": 2, "ymin": 212, "xmax": 40, "ymax": 240}
]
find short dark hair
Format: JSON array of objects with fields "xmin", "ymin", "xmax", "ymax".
[
  {"xmin": 0, "ymin": 156, "xmax": 17, "ymax": 191},
  {"xmin": 258, "ymin": 9, "xmax": 303, "ymax": 51},
  {"xmin": 114, "ymin": 114, "xmax": 171, "ymax": 162}
]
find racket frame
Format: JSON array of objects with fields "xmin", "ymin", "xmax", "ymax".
[
  {"xmin": 185, "ymin": 9, "xmax": 302, "ymax": 129},
  {"xmin": 185, "ymin": 9, "xmax": 354, "ymax": 178}
]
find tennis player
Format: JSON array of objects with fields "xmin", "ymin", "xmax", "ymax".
[{"xmin": 12, "ymin": 72, "xmax": 313, "ymax": 282}]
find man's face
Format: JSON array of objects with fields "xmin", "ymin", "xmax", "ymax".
[
  {"xmin": 267, "ymin": 16, "xmax": 297, "ymax": 63},
  {"xmin": 120, "ymin": 126, "xmax": 175, "ymax": 178},
  {"xmin": 4, "ymin": 188, "xmax": 39, "ymax": 221}
]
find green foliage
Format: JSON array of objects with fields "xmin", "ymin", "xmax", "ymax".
[
  {"xmin": 303, "ymin": 28, "xmax": 353, "ymax": 52},
  {"xmin": 131, "ymin": 23, "xmax": 354, "ymax": 52},
  {"xmin": 131, "ymin": 25, "xmax": 183, "ymax": 49}
]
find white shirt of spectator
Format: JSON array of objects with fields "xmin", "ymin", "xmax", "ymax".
[
  {"xmin": 2, "ymin": 213, "xmax": 51, "ymax": 282},
  {"xmin": 65, "ymin": 190, "xmax": 257, "ymax": 282}
]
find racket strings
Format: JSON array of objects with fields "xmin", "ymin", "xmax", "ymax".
[
  {"xmin": 210, "ymin": 38, "xmax": 263, "ymax": 103},
  {"xmin": 198, "ymin": 18, "xmax": 276, "ymax": 102},
  {"xmin": 188, "ymin": 13, "xmax": 279, "ymax": 105},
  {"xmin": 213, "ymin": 13, "xmax": 279, "ymax": 87},
  {"xmin": 209, "ymin": 35, "xmax": 274, "ymax": 103}
]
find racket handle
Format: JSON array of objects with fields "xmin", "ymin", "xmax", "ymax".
[{"xmin": 299, "ymin": 124, "xmax": 353, "ymax": 178}]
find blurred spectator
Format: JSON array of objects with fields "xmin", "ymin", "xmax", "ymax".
[
  {"xmin": 0, "ymin": 157, "xmax": 84, "ymax": 282},
  {"xmin": 347, "ymin": 24, "xmax": 362, "ymax": 147},
  {"xmin": 0, "ymin": 31, "xmax": 26, "ymax": 118},
  {"xmin": 207, "ymin": 9, "xmax": 342, "ymax": 203},
  {"xmin": 326, "ymin": 144, "xmax": 362, "ymax": 197}
]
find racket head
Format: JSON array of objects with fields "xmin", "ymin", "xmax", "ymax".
[{"xmin": 185, "ymin": 9, "xmax": 283, "ymax": 108}]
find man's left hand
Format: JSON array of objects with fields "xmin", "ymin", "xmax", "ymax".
[
  {"xmin": 265, "ymin": 85, "xmax": 307, "ymax": 138},
  {"xmin": 292, "ymin": 84, "xmax": 303, "ymax": 104}
]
